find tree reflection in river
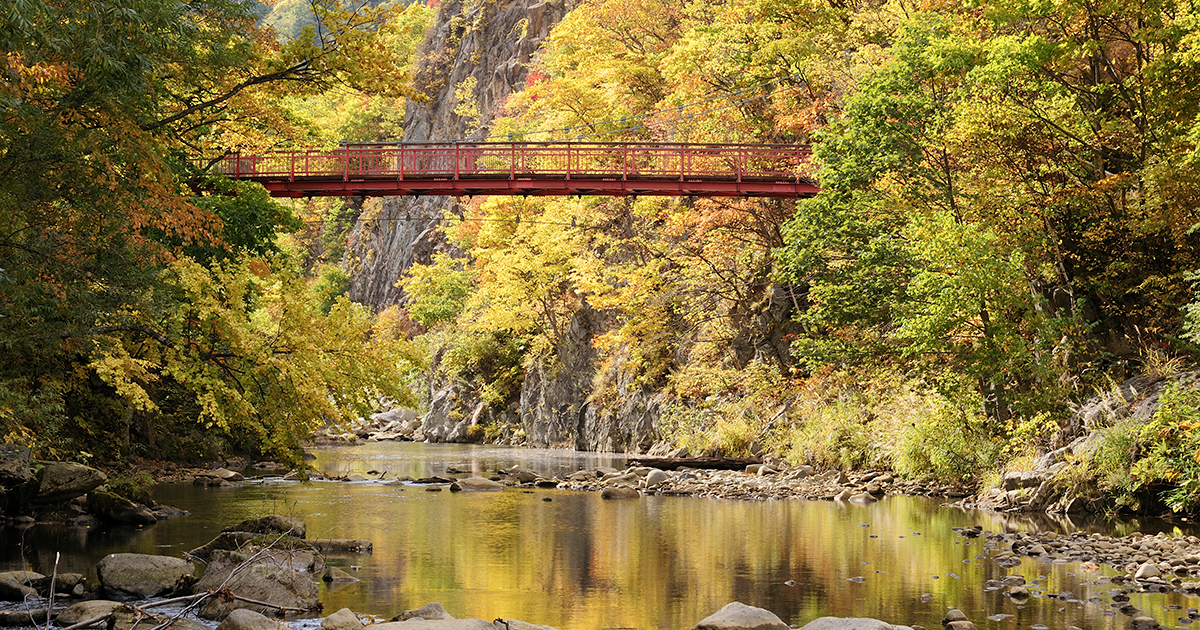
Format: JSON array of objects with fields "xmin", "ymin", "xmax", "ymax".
[{"xmin": 2, "ymin": 443, "xmax": 1197, "ymax": 630}]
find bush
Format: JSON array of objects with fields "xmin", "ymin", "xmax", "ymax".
[
  {"xmin": 892, "ymin": 399, "xmax": 1003, "ymax": 483},
  {"xmin": 1129, "ymin": 382, "xmax": 1200, "ymax": 513},
  {"xmin": 106, "ymin": 470, "xmax": 156, "ymax": 504}
]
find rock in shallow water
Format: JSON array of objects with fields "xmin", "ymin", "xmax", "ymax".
[
  {"xmin": 321, "ymin": 608, "xmax": 364, "ymax": 630},
  {"xmin": 88, "ymin": 491, "xmax": 157, "ymax": 525},
  {"xmin": 194, "ymin": 554, "xmax": 319, "ymax": 620},
  {"xmin": 97, "ymin": 553, "xmax": 193, "ymax": 599},
  {"xmin": 392, "ymin": 602, "xmax": 454, "ymax": 621},
  {"xmin": 693, "ymin": 602, "xmax": 789, "ymax": 630},
  {"xmin": 799, "ymin": 618, "xmax": 913, "ymax": 630},
  {"xmin": 600, "ymin": 487, "xmax": 639, "ymax": 499},
  {"xmin": 35, "ymin": 461, "xmax": 106, "ymax": 503},
  {"xmin": 222, "ymin": 515, "xmax": 307, "ymax": 539},
  {"xmin": 216, "ymin": 609, "xmax": 292, "ymax": 630},
  {"xmin": 371, "ymin": 620, "xmax": 495, "ymax": 630},
  {"xmin": 449, "ymin": 477, "xmax": 505, "ymax": 492},
  {"xmin": 55, "ymin": 600, "xmax": 123, "ymax": 626}
]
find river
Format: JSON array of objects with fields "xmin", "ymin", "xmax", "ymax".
[{"xmin": 5, "ymin": 443, "xmax": 1199, "ymax": 630}]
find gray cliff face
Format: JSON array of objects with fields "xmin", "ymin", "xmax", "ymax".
[
  {"xmin": 346, "ymin": 0, "xmax": 572, "ymax": 308},
  {"xmin": 516, "ymin": 305, "xmax": 660, "ymax": 453}
]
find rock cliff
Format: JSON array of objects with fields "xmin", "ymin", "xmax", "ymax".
[{"xmin": 346, "ymin": 0, "xmax": 573, "ymax": 307}]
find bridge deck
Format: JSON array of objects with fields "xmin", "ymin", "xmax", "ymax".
[{"xmin": 205, "ymin": 142, "xmax": 818, "ymax": 198}]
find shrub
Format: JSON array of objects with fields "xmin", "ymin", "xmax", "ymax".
[{"xmin": 106, "ymin": 470, "xmax": 156, "ymax": 504}]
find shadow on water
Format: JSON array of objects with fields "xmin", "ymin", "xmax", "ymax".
[{"xmin": 3, "ymin": 443, "xmax": 1199, "ymax": 630}]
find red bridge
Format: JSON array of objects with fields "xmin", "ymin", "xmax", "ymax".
[{"xmin": 205, "ymin": 142, "xmax": 818, "ymax": 198}]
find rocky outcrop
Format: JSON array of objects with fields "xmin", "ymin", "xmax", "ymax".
[
  {"xmin": 516, "ymin": 305, "xmax": 657, "ymax": 452},
  {"xmin": 414, "ymin": 306, "xmax": 659, "ymax": 452},
  {"xmin": 346, "ymin": 0, "xmax": 575, "ymax": 308},
  {"xmin": 964, "ymin": 371, "xmax": 1200, "ymax": 515}
]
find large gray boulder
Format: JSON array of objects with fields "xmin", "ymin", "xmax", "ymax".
[
  {"xmin": 321, "ymin": 608, "xmax": 364, "ymax": 630},
  {"xmin": 0, "ymin": 571, "xmax": 41, "ymax": 585},
  {"xmin": 194, "ymin": 556, "xmax": 319, "ymax": 620},
  {"xmin": 56, "ymin": 600, "xmax": 125, "ymax": 626},
  {"xmin": 799, "ymin": 619, "xmax": 913, "ymax": 630},
  {"xmin": 112, "ymin": 609, "xmax": 209, "ymax": 630},
  {"xmin": 97, "ymin": 554, "xmax": 194, "ymax": 599},
  {"xmin": 0, "ymin": 446, "xmax": 33, "ymax": 486},
  {"xmin": 0, "ymin": 577, "xmax": 35, "ymax": 601},
  {"xmin": 35, "ymin": 461, "xmax": 106, "ymax": 503},
  {"xmin": 223, "ymin": 515, "xmax": 307, "ymax": 539},
  {"xmin": 694, "ymin": 602, "xmax": 789, "ymax": 630},
  {"xmin": 88, "ymin": 491, "xmax": 156, "ymax": 524},
  {"xmin": 449, "ymin": 477, "xmax": 505, "ymax": 492},
  {"xmin": 217, "ymin": 609, "xmax": 293, "ymax": 630},
  {"xmin": 392, "ymin": 602, "xmax": 454, "ymax": 621}
]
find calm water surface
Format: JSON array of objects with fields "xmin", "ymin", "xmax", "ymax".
[{"xmin": 7, "ymin": 443, "xmax": 1200, "ymax": 630}]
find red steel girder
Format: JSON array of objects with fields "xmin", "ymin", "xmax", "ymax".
[
  {"xmin": 255, "ymin": 176, "xmax": 819, "ymax": 198},
  {"xmin": 204, "ymin": 142, "xmax": 820, "ymax": 199}
]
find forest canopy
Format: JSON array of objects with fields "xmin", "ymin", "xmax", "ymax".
[
  {"xmin": 396, "ymin": 0, "xmax": 1200, "ymax": 510},
  {"xmin": 0, "ymin": 0, "xmax": 427, "ymax": 465}
]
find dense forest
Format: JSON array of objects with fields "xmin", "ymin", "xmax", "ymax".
[{"xmin": 5, "ymin": 0, "xmax": 1200, "ymax": 513}]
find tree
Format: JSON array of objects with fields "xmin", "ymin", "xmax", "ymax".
[{"xmin": 0, "ymin": 0, "xmax": 424, "ymax": 461}]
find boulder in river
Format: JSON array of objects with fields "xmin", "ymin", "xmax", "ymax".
[
  {"xmin": 799, "ymin": 619, "xmax": 914, "ymax": 630},
  {"xmin": 196, "ymin": 468, "xmax": 245, "ymax": 482},
  {"xmin": 321, "ymin": 608, "xmax": 364, "ymax": 630},
  {"xmin": 1135, "ymin": 562, "xmax": 1162, "ymax": 579},
  {"xmin": 600, "ymin": 487, "xmax": 639, "ymax": 500},
  {"xmin": 694, "ymin": 602, "xmax": 789, "ymax": 630},
  {"xmin": 217, "ymin": 609, "xmax": 293, "ymax": 630},
  {"xmin": 96, "ymin": 553, "xmax": 193, "ymax": 599},
  {"xmin": 0, "ymin": 578, "xmax": 35, "ymax": 601},
  {"xmin": 323, "ymin": 567, "xmax": 359, "ymax": 582},
  {"xmin": 88, "ymin": 491, "xmax": 157, "ymax": 524},
  {"xmin": 194, "ymin": 552, "xmax": 320, "ymax": 620},
  {"xmin": 112, "ymin": 609, "xmax": 209, "ymax": 630},
  {"xmin": 55, "ymin": 600, "xmax": 125, "ymax": 626},
  {"xmin": 34, "ymin": 461, "xmax": 106, "ymax": 503},
  {"xmin": 392, "ymin": 602, "xmax": 454, "ymax": 621},
  {"xmin": 644, "ymin": 469, "xmax": 668, "ymax": 488},
  {"xmin": 449, "ymin": 477, "xmax": 505, "ymax": 492},
  {"xmin": 223, "ymin": 515, "xmax": 307, "ymax": 539}
]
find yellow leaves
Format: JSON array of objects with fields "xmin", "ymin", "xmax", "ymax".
[
  {"xmin": 3, "ymin": 52, "xmax": 72, "ymax": 102},
  {"xmin": 89, "ymin": 340, "xmax": 159, "ymax": 414},
  {"xmin": 248, "ymin": 259, "xmax": 272, "ymax": 278},
  {"xmin": 454, "ymin": 77, "xmax": 482, "ymax": 129}
]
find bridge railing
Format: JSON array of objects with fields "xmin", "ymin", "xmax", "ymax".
[{"xmin": 205, "ymin": 142, "xmax": 813, "ymax": 182}]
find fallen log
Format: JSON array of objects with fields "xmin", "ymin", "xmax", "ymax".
[{"xmin": 625, "ymin": 456, "xmax": 762, "ymax": 471}]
